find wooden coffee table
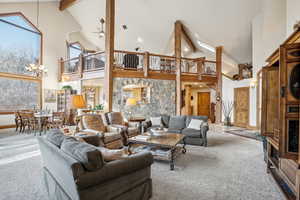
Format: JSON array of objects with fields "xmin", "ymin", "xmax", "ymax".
[{"xmin": 128, "ymin": 132, "xmax": 186, "ymax": 170}]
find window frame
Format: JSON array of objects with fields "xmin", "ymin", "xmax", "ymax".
[
  {"xmin": 0, "ymin": 12, "xmax": 43, "ymax": 116},
  {"xmin": 67, "ymin": 41, "xmax": 84, "ymax": 59}
]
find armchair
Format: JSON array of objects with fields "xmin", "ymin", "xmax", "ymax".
[
  {"xmin": 105, "ymin": 112, "xmax": 140, "ymax": 138},
  {"xmin": 79, "ymin": 114, "xmax": 124, "ymax": 149}
]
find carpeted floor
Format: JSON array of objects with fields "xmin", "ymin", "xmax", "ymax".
[{"xmin": 0, "ymin": 128, "xmax": 284, "ymax": 200}]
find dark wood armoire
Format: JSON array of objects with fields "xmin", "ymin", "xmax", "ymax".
[{"xmin": 262, "ymin": 28, "xmax": 300, "ymax": 200}]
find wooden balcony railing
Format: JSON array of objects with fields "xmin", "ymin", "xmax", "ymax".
[
  {"xmin": 59, "ymin": 50, "xmax": 218, "ymax": 81},
  {"xmin": 83, "ymin": 51, "xmax": 105, "ymax": 72}
]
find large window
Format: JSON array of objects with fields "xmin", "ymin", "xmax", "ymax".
[
  {"xmin": 0, "ymin": 13, "xmax": 42, "ymax": 76},
  {"xmin": 0, "ymin": 13, "xmax": 42, "ymax": 112},
  {"xmin": 67, "ymin": 42, "xmax": 83, "ymax": 59}
]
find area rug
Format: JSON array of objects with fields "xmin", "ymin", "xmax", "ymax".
[
  {"xmin": 0, "ymin": 129, "xmax": 284, "ymax": 200},
  {"xmin": 224, "ymin": 127, "xmax": 263, "ymax": 141}
]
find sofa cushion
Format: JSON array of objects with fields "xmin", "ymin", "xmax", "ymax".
[
  {"xmin": 185, "ymin": 116, "xmax": 208, "ymax": 127},
  {"xmin": 45, "ymin": 129, "xmax": 66, "ymax": 147},
  {"xmin": 61, "ymin": 137, "xmax": 105, "ymax": 171},
  {"xmin": 128, "ymin": 127, "xmax": 139, "ymax": 136},
  {"xmin": 182, "ymin": 128, "xmax": 201, "ymax": 138},
  {"xmin": 96, "ymin": 146, "xmax": 128, "ymax": 161},
  {"xmin": 150, "ymin": 117, "xmax": 162, "ymax": 126},
  {"xmin": 187, "ymin": 119, "xmax": 204, "ymax": 130},
  {"xmin": 161, "ymin": 115, "xmax": 170, "ymax": 128},
  {"xmin": 107, "ymin": 112, "xmax": 125, "ymax": 125},
  {"xmin": 82, "ymin": 114, "xmax": 106, "ymax": 132},
  {"xmin": 167, "ymin": 129, "xmax": 182, "ymax": 134},
  {"xmin": 103, "ymin": 132, "xmax": 121, "ymax": 143},
  {"xmin": 168, "ymin": 116, "xmax": 186, "ymax": 129}
]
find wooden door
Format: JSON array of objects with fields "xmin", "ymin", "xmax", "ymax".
[
  {"xmin": 197, "ymin": 92, "xmax": 210, "ymax": 117},
  {"xmin": 261, "ymin": 66, "xmax": 279, "ymax": 139},
  {"xmin": 234, "ymin": 87, "xmax": 249, "ymax": 128}
]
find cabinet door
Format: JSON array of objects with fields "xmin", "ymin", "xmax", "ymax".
[
  {"xmin": 279, "ymin": 43, "xmax": 300, "ymax": 161},
  {"xmin": 261, "ymin": 66, "xmax": 280, "ymax": 140}
]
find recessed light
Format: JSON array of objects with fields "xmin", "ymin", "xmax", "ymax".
[{"xmin": 184, "ymin": 47, "xmax": 189, "ymax": 52}]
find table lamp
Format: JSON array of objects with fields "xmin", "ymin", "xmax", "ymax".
[
  {"xmin": 71, "ymin": 95, "xmax": 86, "ymax": 134},
  {"xmin": 126, "ymin": 98, "xmax": 137, "ymax": 119}
]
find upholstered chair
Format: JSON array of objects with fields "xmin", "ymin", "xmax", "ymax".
[
  {"xmin": 105, "ymin": 112, "xmax": 140, "ymax": 138},
  {"xmin": 79, "ymin": 114, "xmax": 124, "ymax": 149}
]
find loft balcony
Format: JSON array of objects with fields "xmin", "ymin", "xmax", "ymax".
[{"xmin": 59, "ymin": 50, "xmax": 218, "ymax": 83}]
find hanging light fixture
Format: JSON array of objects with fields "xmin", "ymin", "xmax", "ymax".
[
  {"xmin": 25, "ymin": 0, "xmax": 47, "ymax": 77},
  {"xmin": 93, "ymin": 18, "xmax": 105, "ymax": 38}
]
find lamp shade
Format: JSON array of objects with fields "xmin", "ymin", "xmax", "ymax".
[
  {"xmin": 126, "ymin": 98, "xmax": 137, "ymax": 106},
  {"xmin": 71, "ymin": 95, "xmax": 86, "ymax": 109}
]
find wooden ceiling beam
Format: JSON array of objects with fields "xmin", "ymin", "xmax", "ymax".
[
  {"xmin": 179, "ymin": 21, "xmax": 197, "ymax": 52},
  {"xmin": 59, "ymin": 0, "xmax": 77, "ymax": 11}
]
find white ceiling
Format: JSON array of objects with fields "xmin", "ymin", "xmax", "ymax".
[{"xmin": 68, "ymin": 0, "xmax": 262, "ymax": 65}]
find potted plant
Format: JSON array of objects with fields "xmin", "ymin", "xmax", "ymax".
[
  {"xmin": 93, "ymin": 104, "xmax": 104, "ymax": 114},
  {"xmin": 62, "ymin": 85, "xmax": 73, "ymax": 90},
  {"xmin": 222, "ymin": 100, "xmax": 234, "ymax": 126}
]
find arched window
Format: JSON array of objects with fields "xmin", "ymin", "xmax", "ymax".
[
  {"xmin": 0, "ymin": 13, "xmax": 42, "ymax": 112},
  {"xmin": 0, "ymin": 13, "xmax": 42, "ymax": 75}
]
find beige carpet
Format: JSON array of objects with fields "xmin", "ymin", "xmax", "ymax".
[{"xmin": 0, "ymin": 128, "xmax": 284, "ymax": 200}]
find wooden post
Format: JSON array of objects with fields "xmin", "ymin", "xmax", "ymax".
[
  {"xmin": 78, "ymin": 54, "xmax": 83, "ymax": 78},
  {"xmin": 215, "ymin": 46, "xmax": 223, "ymax": 123},
  {"xmin": 184, "ymin": 85, "xmax": 192, "ymax": 115},
  {"xmin": 175, "ymin": 21, "xmax": 182, "ymax": 115},
  {"xmin": 58, "ymin": 57, "xmax": 63, "ymax": 82},
  {"xmin": 143, "ymin": 51, "xmax": 149, "ymax": 77},
  {"xmin": 104, "ymin": 0, "xmax": 115, "ymax": 112}
]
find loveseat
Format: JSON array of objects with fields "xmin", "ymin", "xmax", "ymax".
[
  {"xmin": 38, "ymin": 130, "xmax": 153, "ymax": 200},
  {"xmin": 143, "ymin": 115, "xmax": 209, "ymax": 146}
]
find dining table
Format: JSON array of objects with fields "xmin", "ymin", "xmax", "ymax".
[{"xmin": 34, "ymin": 113, "xmax": 53, "ymax": 135}]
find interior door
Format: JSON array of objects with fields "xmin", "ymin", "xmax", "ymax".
[
  {"xmin": 234, "ymin": 87, "xmax": 249, "ymax": 128},
  {"xmin": 197, "ymin": 92, "xmax": 210, "ymax": 117},
  {"xmin": 261, "ymin": 66, "xmax": 279, "ymax": 139}
]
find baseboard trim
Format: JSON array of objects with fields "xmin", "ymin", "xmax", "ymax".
[{"xmin": 0, "ymin": 125, "xmax": 16, "ymax": 129}]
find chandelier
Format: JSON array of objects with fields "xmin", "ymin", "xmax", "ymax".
[
  {"xmin": 25, "ymin": 0, "xmax": 47, "ymax": 77},
  {"xmin": 25, "ymin": 63, "xmax": 48, "ymax": 77}
]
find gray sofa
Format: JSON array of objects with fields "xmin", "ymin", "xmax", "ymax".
[
  {"xmin": 143, "ymin": 115, "xmax": 209, "ymax": 146},
  {"xmin": 38, "ymin": 130, "xmax": 153, "ymax": 200}
]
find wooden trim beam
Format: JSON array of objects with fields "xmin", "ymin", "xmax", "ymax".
[
  {"xmin": 59, "ymin": 0, "xmax": 77, "ymax": 11},
  {"xmin": 175, "ymin": 21, "xmax": 182, "ymax": 115},
  {"xmin": 104, "ymin": 0, "xmax": 115, "ymax": 112},
  {"xmin": 215, "ymin": 46, "xmax": 223, "ymax": 124},
  {"xmin": 0, "ymin": 125, "xmax": 15, "ymax": 130}
]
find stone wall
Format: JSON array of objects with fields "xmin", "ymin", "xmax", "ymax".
[{"xmin": 113, "ymin": 78, "xmax": 176, "ymax": 119}]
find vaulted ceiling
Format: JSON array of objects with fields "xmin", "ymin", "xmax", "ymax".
[
  {"xmin": 0, "ymin": 0, "xmax": 262, "ymax": 75},
  {"xmin": 68, "ymin": 0, "xmax": 261, "ymax": 61}
]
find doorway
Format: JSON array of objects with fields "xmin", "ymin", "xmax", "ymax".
[
  {"xmin": 234, "ymin": 87, "xmax": 250, "ymax": 128},
  {"xmin": 197, "ymin": 92, "xmax": 210, "ymax": 117}
]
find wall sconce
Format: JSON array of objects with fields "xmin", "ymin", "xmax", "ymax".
[{"xmin": 250, "ymin": 79, "xmax": 258, "ymax": 88}]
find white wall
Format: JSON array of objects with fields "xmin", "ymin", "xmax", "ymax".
[
  {"xmin": 287, "ymin": 0, "xmax": 300, "ymax": 36},
  {"xmin": 0, "ymin": 2, "xmax": 84, "ymax": 126}
]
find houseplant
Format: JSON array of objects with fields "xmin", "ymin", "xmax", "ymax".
[{"xmin": 222, "ymin": 100, "xmax": 234, "ymax": 126}]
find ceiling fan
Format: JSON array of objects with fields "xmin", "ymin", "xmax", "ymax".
[{"xmin": 93, "ymin": 18, "xmax": 105, "ymax": 38}]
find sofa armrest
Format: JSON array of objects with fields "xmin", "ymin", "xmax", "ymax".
[
  {"xmin": 76, "ymin": 152, "xmax": 153, "ymax": 189},
  {"xmin": 107, "ymin": 125, "xmax": 122, "ymax": 133},
  {"xmin": 81, "ymin": 129, "xmax": 104, "ymax": 137},
  {"xmin": 200, "ymin": 122, "xmax": 209, "ymax": 147},
  {"xmin": 142, "ymin": 120, "xmax": 152, "ymax": 130}
]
